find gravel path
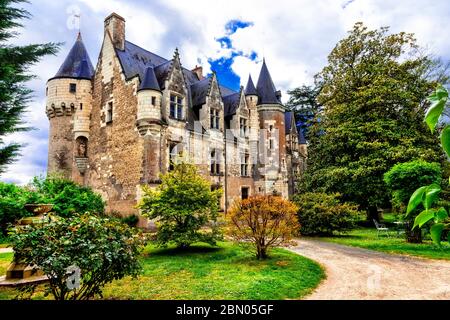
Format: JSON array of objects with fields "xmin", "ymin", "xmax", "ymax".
[{"xmin": 288, "ymin": 239, "xmax": 450, "ymax": 300}]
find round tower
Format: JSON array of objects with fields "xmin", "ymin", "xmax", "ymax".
[
  {"xmin": 136, "ymin": 66, "xmax": 163, "ymax": 183},
  {"xmin": 46, "ymin": 32, "xmax": 94, "ymax": 181},
  {"xmin": 244, "ymin": 74, "xmax": 259, "ymax": 142},
  {"xmin": 254, "ymin": 59, "xmax": 288, "ymax": 197}
]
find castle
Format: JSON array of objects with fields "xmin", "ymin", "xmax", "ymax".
[{"xmin": 45, "ymin": 13, "xmax": 307, "ymax": 220}]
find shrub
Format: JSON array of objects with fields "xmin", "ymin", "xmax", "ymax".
[
  {"xmin": 139, "ymin": 162, "xmax": 222, "ymax": 248},
  {"xmin": 227, "ymin": 195, "xmax": 299, "ymax": 259},
  {"xmin": 293, "ymin": 192, "xmax": 359, "ymax": 236},
  {"xmin": 0, "ymin": 182, "xmax": 43, "ymax": 236},
  {"xmin": 30, "ymin": 175, "xmax": 105, "ymax": 217},
  {"xmin": 384, "ymin": 160, "xmax": 442, "ymax": 213},
  {"xmin": 10, "ymin": 213, "xmax": 146, "ymax": 300}
]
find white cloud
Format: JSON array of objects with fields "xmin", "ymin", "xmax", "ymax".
[{"xmin": 2, "ymin": 0, "xmax": 450, "ymax": 184}]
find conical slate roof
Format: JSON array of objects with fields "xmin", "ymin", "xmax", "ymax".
[
  {"xmin": 139, "ymin": 66, "xmax": 160, "ymax": 91},
  {"xmin": 244, "ymin": 74, "xmax": 257, "ymax": 96},
  {"xmin": 256, "ymin": 59, "xmax": 281, "ymax": 105},
  {"xmin": 52, "ymin": 33, "xmax": 94, "ymax": 80}
]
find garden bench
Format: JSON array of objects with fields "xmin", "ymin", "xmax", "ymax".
[{"xmin": 373, "ymin": 219, "xmax": 390, "ymax": 238}]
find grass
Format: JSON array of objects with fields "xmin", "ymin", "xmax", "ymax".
[
  {"xmin": 0, "ymin": 242, "xmax": 324, "ymax": 300},
  {"xmin": 318, "ymin": 227, "xmax": 450, "ymax": 260}
]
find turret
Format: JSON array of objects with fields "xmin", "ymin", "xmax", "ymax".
[
  {"xmin": 137, "ymin": 66, "xmax": 163, "ymax": 184},
  {"xmin": 136, "ymin": 66, "xmax": 162, "ymax": 136},
  {"xmin": 255, "ymin": 59, "xmax": 287, "ymax": 196},
  {"xmin": 46, "ymin": 32, "xmax": 94, "ymax": 181}
]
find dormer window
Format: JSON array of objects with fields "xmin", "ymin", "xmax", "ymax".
[
  {"xmin": 210, "ymin": 109, "xmax": 220, "ymax": 130},
  {"xmin": 170, "ymin": 94, "xmax": 183, "ymax": 120},
  {"xmin": 69, "ymin": 83, "xmax": 77, "ymax": 93}
]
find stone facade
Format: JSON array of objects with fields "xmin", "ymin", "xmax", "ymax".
[{"xmin": 46, "ymin": 12, "xmax": 307, "ymax": 221}]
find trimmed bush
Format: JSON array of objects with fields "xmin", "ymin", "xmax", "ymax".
[
  {"xmin": 294, "ymin": 192, "xmax": 359, "ymax": 236},
  {"xmin": 384, "ymin": 160, "xmax": 442, "ymax": 213}
]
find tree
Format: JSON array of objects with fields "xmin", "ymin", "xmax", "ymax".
[
  {"xmin": 0, "ymin": 0, "xmax": 59, "ymax": 174},
  {"xmin": 10, "ymin": 213, "xmax": 145, "ymax": 300},
  {"xmin": 286, "ymin": 84, "xmax": 322, "ymax": 139},
  {"xmin": 384, "ymin": 160, "xmax": 442, "ymax": 243},
  {"xmin": 227, "ymin": 195, "xmax": 299, "ymax": 260},
  {"xmin": 293, "ymin": 192, "xmax": 359, "ymax": 236},
  {"xmin": 139, "ymin": 162, "xmax": 222, "ymax": 248},
  {"xmin": 406, "ymin": 85, "xmax": 450, "ymax": 246},
  {"xmin": 304, "ymin": 22, "xmax": 446, "ymax": 221}
]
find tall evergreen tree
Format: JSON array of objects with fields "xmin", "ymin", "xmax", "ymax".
[
  {"xmin": 304, "ymin": 22, "xmax": 448, "ymax": 221},
  {"xmin": 0, "ymin": 0, "xmax": 59, "ymax": 174},
  {"xmin": 286, "ymin": 84, "xmax": 322, "ymax": 140}
]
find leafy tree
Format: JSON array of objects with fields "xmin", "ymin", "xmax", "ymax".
[
  {"xmin": 30, "ymin": 175, "xmax": 105, "ymax": 217},
  {"xmin": 384, "ymin": 160, "xmax": 441, "ymax": 213},
  {"xmin": 227, "ymin": 195, "xmax": 299, "ymax": 260},
  {"xmin": 10, "ymin": 213, "xmax": 146, "ymax": 300},
  {"xmin": 286, "ymin": 84, "xmax": 322, "ymax": 139},
  {"xmin": 406, "ymin": 85, "xmax": 450, "ymax": 246},
  {"xmin": 139, "ymin": 162, "xmax": 222, "ymax": 248},
  {"xmin": 304, "ymin": 22, "xmax": 446, "ymax": 221},
  {"xmin": 293, "ymin": 192, "xmax": 359, "ymax": 236},
  {"xmin": 0, "ymin": 0, "xmax": 59, "ymax": 174}
]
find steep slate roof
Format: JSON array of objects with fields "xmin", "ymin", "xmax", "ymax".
[
  {"xmin": 139, "ymin": 66, "xmax": 160, "ymax": 91},
  {"xmin": 190, "ymin": 77, "xmax": 212, "ymax": 107},
  {"xmin": 52, "ymin": 33, "xmax": 94, "ymax": 80},
  {"xmin": 244, "ymin": 75, "xmax": 257, "ymax": 96},
  {"xmin": 223, "ymin": 92, "xmax": 240, "ymax": 117},
  {"xmin": 256, "ymin": 59, "xmax": 281, "ymax": 105}
]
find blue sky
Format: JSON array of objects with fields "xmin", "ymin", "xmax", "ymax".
[{"xmin": 2, "ymin": 0, "xmax": 450, "ymax": 185}]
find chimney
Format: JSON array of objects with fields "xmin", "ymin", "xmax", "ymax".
[
  {"xmin": 104, "ymin": 12, "xmax": 126, "ymax": 51},
  {"xmin": 192, "ymin": 65, "xmax": 204, "ymax": 80}
]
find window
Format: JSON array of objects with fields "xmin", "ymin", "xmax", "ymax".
[
  {"xmin": 69, "ymin": 83, "xmax": 77, "ymax": 93},
  {"xmin": 80, "ymin": 103, "xmax": 83, "ymax": 111},
  {"xmin": 106, "ymin": 102, "xmax": 113, "ymax": 123},
  {"xmin": 151, "ymin": 96, "xmax": 156, "ymax": 106},
  {"xmin": 240, "ymin": 153, "xmax": 249, "ymax": 177},
  {"xmin": 210, "ymin": 109, "xmax": 220, "ymax": 129},
  {"xmin": 241, "ymin": 187, "xmax": 249, "ymax": 200},
  {"xmin": 170, "ymin": 95, "xmax": 183, "ymax": 120},
  {"xmin": 269, "ymin": 125, "xmax": 274, "ymax": 133},
  {"xmin": 169, "ymin": 142, "xmax": 182, "ymax": 171},
  {"xmin": 210, "ymin": 149, "xmax": 220, "ymax": 175},
  {"xmin": 46, "ymin": 87, "xmax": 48, "ymax": 96},
  {"xmin": 269, "ymin": 138, "xmax": 274, "ymax": 150},
  {"xmin": 240, "ymin": 118, "xmax": 248, "ymax": 137}
]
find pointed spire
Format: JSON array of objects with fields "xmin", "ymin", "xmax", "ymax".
[
  {"xmin": 139, "ymin": 66, "xmax": 160, "ymax": 92},
  {"xmin": 244, "ymin": 74, "xmax": 257, "ymax": 96},
  {"xmin": 256, "ymin": 59, "xmax": 280, "ymax": 104},
  {"xmin": 51, "ymin": 32, "xmax": 94, "ymax": 80}
]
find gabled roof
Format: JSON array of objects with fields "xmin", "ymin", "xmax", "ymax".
[
  {"xmin": 52, "ymin": 33, "xmax": 94, "ymax": 80},
  {"xmin": 244, "ymin": 75, "xmax": 257, "ymax": 96},
  {"xmin": 138, "ymin": 66, "xmax": 160, "ymax": 92},
  {"xmin": 256, "ymin": 59, "xmax": 281, "ymax": 105}
]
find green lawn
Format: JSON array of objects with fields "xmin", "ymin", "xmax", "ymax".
[
  {"xmin": 0, "ymin": 242, "xmax": 324, "ymax": 300},
  {"xmin": 318, "ymin": 227, "xmax": 450, "ymax": 260}
]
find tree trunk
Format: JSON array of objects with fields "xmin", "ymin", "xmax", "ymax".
[
  {"xmin": 367, "ymin": 205, "xmax": 381, "ymax": 222},
  {"xmin": 405, "ymin": 223, "xmax": 422, "ymax": 243}
]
